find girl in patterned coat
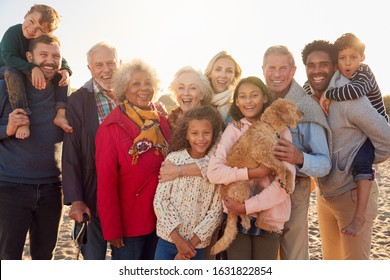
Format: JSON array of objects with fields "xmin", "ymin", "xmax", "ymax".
[{"xmin": 153, "ymin": 105, "xmax": 223, "ymax": 260}]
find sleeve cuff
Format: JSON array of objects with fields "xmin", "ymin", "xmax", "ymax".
[
  {"xmin": 0, "ymin": 126, "xmax": 9, "ymax": 140},
  {"xmin": 298, "ymin": 153, "xmax": 310, "ymax": 173}
]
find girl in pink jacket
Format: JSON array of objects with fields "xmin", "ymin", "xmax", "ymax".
[{"xmin": 207, "ymin": 76, "xmax": 295, "ymax": 260}]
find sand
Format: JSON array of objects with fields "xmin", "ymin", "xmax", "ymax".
[{"xmin": 22, "ymin": 160, "xmax": 390, "ymax": 260}]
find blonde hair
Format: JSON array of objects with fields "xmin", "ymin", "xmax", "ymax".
[
  {"xmin": 204, "ymin": 51, "xmax": 242, "ymax": 88},
  {"xmin": 27, "ymin": 4, "xmax": 61, "ymax": 32},
  {"xmin": 113, "ymin": 59, "xmax": 159, "ymax": 102}
]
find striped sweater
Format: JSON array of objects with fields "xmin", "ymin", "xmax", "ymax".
[{"xmin": 325, "ymin": 64, "xmax": 388, "ymax": 122}]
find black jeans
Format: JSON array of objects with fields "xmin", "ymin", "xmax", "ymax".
[{"xmin": 0, "ymin": 181, "xmax": 63, "ymax": 260}]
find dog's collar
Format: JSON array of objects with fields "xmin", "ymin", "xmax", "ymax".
[{"xmin": 263, "ymin": 121, "xmax": 280, "ymax": 138}]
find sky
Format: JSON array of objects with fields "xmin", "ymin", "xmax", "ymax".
[{"xmin": 1, "ymin": 0, "xmax": 389, "ymax": 96}]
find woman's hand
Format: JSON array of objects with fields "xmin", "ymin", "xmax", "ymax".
[
  {"xmin": 159, "ymin": 161, "xmax": 181, "ymax": 182},
  {"xmin": 108, "ymin": 238, "xmax": 124, "ymax": 248}
]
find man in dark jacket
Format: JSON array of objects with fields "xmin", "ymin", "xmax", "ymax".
[{"xmin": 62, "ymin": 42, "xmax": 121, "ymax": 260}]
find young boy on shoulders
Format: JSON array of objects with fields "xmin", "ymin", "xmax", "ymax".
[
  {"xmin": 0, "ymin": 4, "xmax": 73, "ymax": 139},
  {"xmin": 321, "ymin": 33, "xmax": 389, "ymax": 237}
]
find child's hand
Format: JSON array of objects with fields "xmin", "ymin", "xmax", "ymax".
[
  {"xmin": 175, "ymin": 238, "xmax": 196, "ymax": 259},
  {"xmin": 174, "ymin": 253, "xmax": 190, "ymax": 260},
  {"xmin": 31, "ymin": 66, "xmax": 46, "ymax": 90},
  {"xmin": 319, "ymin": 94, "xmax": 331, "ymax": 117},
  {"xmin": 58, "ymin": 69, "xmax": 70, "ymax": 87},
  {"xmin": 189, "ymin": 235, "xmax": 201, "ymax": 249},
  {"xmin": 6, "ymin": 108, "xmax": 30, "ymax": 137}
]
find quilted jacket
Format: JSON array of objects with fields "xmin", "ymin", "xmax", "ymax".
[{"xmin": 95, "ymin": 106, "xmax": 170, "ymax": 240}]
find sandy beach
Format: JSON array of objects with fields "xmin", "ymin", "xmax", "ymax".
[{"xmin": 22, "ymin": 160, "xmax": 390, "ymax": 260}]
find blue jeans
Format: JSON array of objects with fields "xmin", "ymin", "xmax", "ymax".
[
  {"xmin": 111, "ymin": 231, "xmax": 157, "ymax": 260},
  {"xmin": 0, "ymin": 181, "xmax": 62, "ymax": 260},
  {"xmin": 80, "ymin": 216, "xmax": 108, "ymax": 260},
  {"xmin": 154, "ymin": 238, "xmax": 205, "ymax": 260},
  {"xmin": 352, "ymin": 138, "xmax": 375, "ymax": 181}
]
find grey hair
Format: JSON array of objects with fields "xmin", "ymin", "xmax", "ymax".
[
  {"xmin": 113, "ymin": 59, "xmax": 159, "ymax": 102},
  {"xmin": 169, "ymin": 66, "xmax": 212, "ymax": 106},
  {"xmin": 262, "ymin": 45, "xmax": 296, "ymax": 68},
  {"xmin": 86, "ymin": 42, "xmax": 118, "ymax": 65}
]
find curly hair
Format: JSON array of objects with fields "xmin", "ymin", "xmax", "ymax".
[
  {"xmin": 229, "ymin": 76, "xmax": 272, "ymax": 121},
  {"xmin": 301, "ymin": 40, "xmax": 338, "ymax": 66},
  {"xmin": 168, "ymin": 105, "xmax": 223, "ymax": 153},
  {"xmin": 334, "ymin": 33, "xmax": 365, "ymax": 56},
  {"xmin": 204, "ymin": 51, "xmax": 242, "ymax": 88},
  {"xmin": 113, "ymin": 59, "xmax": 159, "ymax": 102},
  {"xmin": 27, "ymin": 4, "xmax": 61, "ymax": 33}
]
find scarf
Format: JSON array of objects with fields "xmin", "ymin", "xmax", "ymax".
[
  {"xmin": 123, "ymin": 100, "xmax": 166, "ymax": 164},
  {"xmin": 211, "ymin": 88, "xmax": 233, "ymax": 122}
]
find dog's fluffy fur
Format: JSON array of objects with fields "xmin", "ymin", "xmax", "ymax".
[{"xmin": 210, "ymin": 98, "xmax": 303, "ymax": 255}]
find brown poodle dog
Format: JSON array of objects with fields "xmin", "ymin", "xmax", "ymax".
[{"xmin": 210, "ymin": 98, "xmax": 303, "ymax": 255}]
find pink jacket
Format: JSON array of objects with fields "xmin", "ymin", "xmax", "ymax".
[{"xmin": 207, "ymin": 118, "xmax": 295, "ymax": 231}]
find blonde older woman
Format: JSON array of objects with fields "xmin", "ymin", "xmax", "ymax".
[
  {"xmin": 95, "ymin": 59, "xmax": 171, "ymax": 260},
  {"xmin": 167, "ymin": 66, "xmax": 212, "ymax": 131}
]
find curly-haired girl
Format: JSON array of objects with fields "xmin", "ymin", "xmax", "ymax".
[{"xmin": 153, "ymin": 105, "xmax": 223, "ymax": 260}]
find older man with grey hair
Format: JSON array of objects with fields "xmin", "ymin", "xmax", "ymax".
[
  {"xmin": 62, "ymin": 42, "xmax": 121, "ymax": 260},
  {"xmin": 262, "ymin": 45, "xmax": 332, "ymax": 260}
]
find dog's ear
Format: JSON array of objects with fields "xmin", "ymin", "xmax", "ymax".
[{"xmin": 275, "ymin": 101, "xmax": 301, "ymax": 128}]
